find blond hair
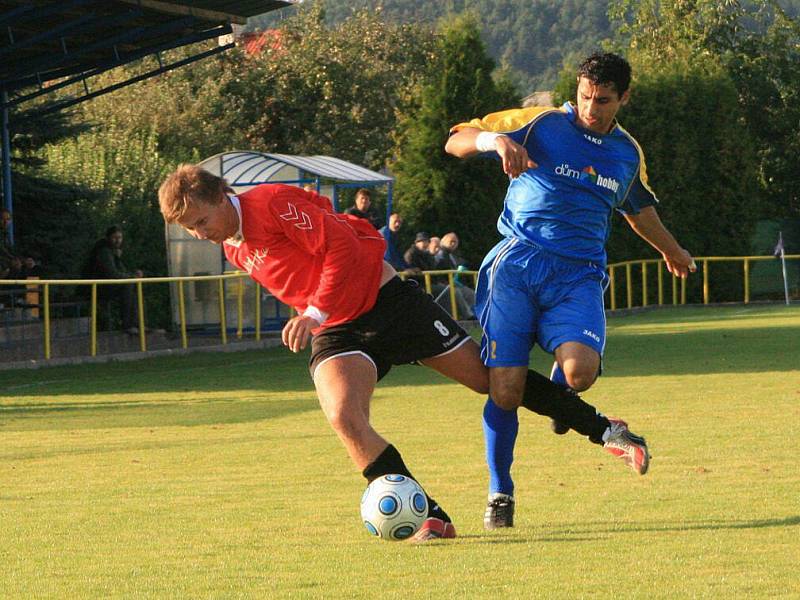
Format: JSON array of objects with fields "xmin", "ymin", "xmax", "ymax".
[{"xmin": 158, "ymin": 164, "xmax": 233, "ymax": 223}]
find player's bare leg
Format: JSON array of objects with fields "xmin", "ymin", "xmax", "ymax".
[
  {"xmin": 313, "ymin": 353, "xmax": 383, "ymax": 470},
  {"xmin": 555, "ymin": 341, "xmax": 600, "ymax": 392},
  {"xmin": 550, "ymin": 342, "xmax": 601, "ymax": 434},
  {"xmin": 313, "ymin": 353, "xmax": 456, "ymax": 539},
  {"xmin": 420, "ymin": 339, "xmax": 489, "ymax": 394}
]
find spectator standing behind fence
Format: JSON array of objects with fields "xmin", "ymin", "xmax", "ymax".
[
  {"xmin": 81, "ymin": 225, "xmax": 143, "ymax": 334},
  {"xmin": 344, "ymin": 188, "xmax": 381, "ymax": 229},
  {"xmin": 379, "ymin": 213, "xmax": 421, "ymax": 276},
  {"xmin": 2, "ymin": 255, "xmax": 26, "ymax": 305}
]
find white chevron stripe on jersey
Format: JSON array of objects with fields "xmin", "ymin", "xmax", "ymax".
[{"xmin": 279, "ymin": 203, "xmax": 313, "ymax": 230}]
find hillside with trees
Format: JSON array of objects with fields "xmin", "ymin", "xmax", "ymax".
[{"xmin": 252, "ymin": 0, "xmax": 800, "ymax": 94}]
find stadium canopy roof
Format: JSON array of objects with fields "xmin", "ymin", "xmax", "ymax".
[
  {"xmin": 0, "ymin": 0, "xmax": 295, "ymax": 114},
  {"xmin": 0, "ymin": 0, "xmax": 296, "ymax": 244},
  {"xmin": 205, "ymin": 151, "xmax": 394, "ymax": 186},
  {"xmin": 197, "ymin": 151, "xmax": 395, "ymax": 218}
]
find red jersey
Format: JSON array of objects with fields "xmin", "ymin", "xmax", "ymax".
[{"xmin": 223, "ymin": 184, "xmax": 386, "ymax": 329}]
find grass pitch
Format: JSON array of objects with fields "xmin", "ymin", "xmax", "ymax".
[{"xmin": 1, "ymin": 305, "xmax": 799, "ymax": 599}]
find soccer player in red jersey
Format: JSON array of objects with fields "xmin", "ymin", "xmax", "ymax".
[{"xmin": 159, "ymin": 164, "xmax": 488, "ymax": 541}]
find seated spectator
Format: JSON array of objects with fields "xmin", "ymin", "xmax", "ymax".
[
  {"xmin": 378, "ymin": 213, "xmax": 420, "ymax": 275},
  {"xmin": 434, "ymin": 232, "xmax": 469, "ymax": 270},
  {"xmin": 434, "ymin": 232, "xmax": 476, "ymax": 320},
  {"xmin": 2, "ymin": 254, "xmax": 25, "ymax": 287},
  {"xmin": 81, "ymin": 225, "xmax": 143, "ymax": 334},
  {"xmin": 21, "ymin": 254, "xmax": 43, "ymax": 278},
  {"xmin": 344, "ymin": 188, "xmax": 381, "ymax": 229},
  {"xmin": 428, "ymin": 236, "xmax": 441, "ymax": 259},
  {"xmin": 404, "ymin": 232, "xmax": 437, "ymax": 272},
  {"xmin": 1, "ymin": 255, "xmax": 27, "ymax": 309}
]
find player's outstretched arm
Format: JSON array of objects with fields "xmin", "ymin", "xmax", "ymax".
[
  {"xmin": 624, "ymin": 207, "xmax": 696, "ymax": 278},
  {"xmin": 445, "ymin": 127, "xmax": 536, "ymax": 178},
  {"xmin": 444, "ymin": 127, "xmax": 483, "ymax": 158}
]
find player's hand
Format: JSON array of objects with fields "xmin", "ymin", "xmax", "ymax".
[
  {"xmin": 281, "ymin": 315, "xmax": 319, "ymax": 353},
  {"xmin": 663, "ymin": 248, "xmax": 697, "ymax": 279},
  {"xmin": 495, "ymin": 136, "xmax": 537, "ymax": 178}
]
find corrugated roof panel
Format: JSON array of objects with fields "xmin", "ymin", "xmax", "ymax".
[{"xmin": 209, "ymin": 151, "xmax": 393, "ymax": 184}]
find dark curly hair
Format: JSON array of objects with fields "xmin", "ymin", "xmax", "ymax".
[{"xmin": 577, "ymin": 52, "xmax": 632, "ymax": 96}]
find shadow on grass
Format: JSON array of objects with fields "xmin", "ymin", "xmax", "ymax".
[
  {"xmin": 537, "ymin": 515, "xmax": 800, "ymax": 542},
  {"xmin": 1, "ymin": 307, "xmax": 797, "ymax": 400},
  {"xmin": 457, "ymin": 515, "xmax": 800, "ymax": 545},
  {"xmin": 0, "ymin": 393, "xmax": 320, "ymax": 432}
]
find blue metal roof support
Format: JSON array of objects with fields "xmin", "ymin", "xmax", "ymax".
[
  {"xmin": 385, "ymin": 180, "xmax": 394, "ymax": 227},
  {"xmin": 4, "ymin": 21, "xmax": 231, "ymax": 111},
  {"xmin": 3, "ymin": 9, "xmax": 150, "ymax": 84},
  {"xmin": 1, "ymin": 89, "xmax": 12, "ymax": 246},
  {"xmin": 18, "ymin": 32, "xmax": 233, "ymax": 119}
]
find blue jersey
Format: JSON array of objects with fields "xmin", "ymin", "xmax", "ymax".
[{"xmin": 452, "ymin": 102, "xmax": 657, "ymax": 266}]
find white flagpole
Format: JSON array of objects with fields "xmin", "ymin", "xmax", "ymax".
[{"xmin": 778, "ymin": 232, "xmax": 790, "ymax": 305}]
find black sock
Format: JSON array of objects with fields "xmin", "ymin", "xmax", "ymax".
[
  {"xmin": 521, "ymin": 370, "xmax": 610, "ymax": 445},
  {"xmin": 362, "ymin": 444, "xmax": 451, "ymax": 522}
]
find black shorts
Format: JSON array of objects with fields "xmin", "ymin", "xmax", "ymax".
[{"xmin": 309, "ymin": 277, "xmax": 471, "ymax": 381}]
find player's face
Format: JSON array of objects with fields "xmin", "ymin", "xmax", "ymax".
[
  {"xmin": 177, "ymin": 197, "xmax": 236, "ymax": 244},
  {"xmin": 575, "ymin": 77, "xmax": 629, "ymax": 134}
]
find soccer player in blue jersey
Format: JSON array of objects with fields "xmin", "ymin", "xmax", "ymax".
[{"xmin": 445, "ymin": 52, "xmax": 696, "ymax": 529}]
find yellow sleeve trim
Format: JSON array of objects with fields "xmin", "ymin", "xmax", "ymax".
[
  {"xmin": 616, "ymin": 123, "xmax": 658, "ymax": 201},
  {"xmin": 450, "ymin": 106, "xmax": 564, "ymax": 134}
]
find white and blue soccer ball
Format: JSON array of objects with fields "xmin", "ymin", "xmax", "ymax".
[{"xmin": 360, "ymin": 474, "xmax": 428, "ymax": 541}]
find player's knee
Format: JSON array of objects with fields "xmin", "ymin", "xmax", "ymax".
[
  {"xmin": 489, "ymin": 385, "xmax": 523, "ymax": 410},
  {"xmin": 563, "ymin": 368, "xmax": 597, "ymax": 392},
  {"xmin": 323, "ymin": 403, "xmax": 364, "ymax": 437}
]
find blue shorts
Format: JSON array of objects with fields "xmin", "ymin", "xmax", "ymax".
[{"xmin": 475, "ymin": 238, "xmax": 608, "ymax": 367}]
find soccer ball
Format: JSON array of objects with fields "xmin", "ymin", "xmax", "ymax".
[{"xmin": 360, "ymin": 474, "xmax": 428, "ymax": 541}]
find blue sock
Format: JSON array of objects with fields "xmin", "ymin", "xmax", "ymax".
[
  {"xmin": 482, "ymin": 398, "xmax": 519, "ymax": 496},
  {"xmin": 550, "ymin": 362, "xmax": 568, "ymax": 387}
]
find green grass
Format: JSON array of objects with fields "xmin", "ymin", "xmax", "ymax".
[{"xmin": 1, "ymin": 305, "xmax": 799, "ymax": 599}]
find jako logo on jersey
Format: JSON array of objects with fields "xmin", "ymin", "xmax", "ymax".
[
  {"xmin": 555, "ymin": 163, "xmax": 620, "ymax": 193},
  {"xmin": 583, "ymin": 133, "xmax": 603, "ymax": 145},
  {"xmin": 582, "ymin": 329, "xmax": 601, "ymax": 343}
]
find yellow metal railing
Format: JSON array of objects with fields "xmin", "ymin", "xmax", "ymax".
[
  {"xmin": 2, "ymin": 257, "xmax": 794, "ymax": 361},
  {"xmin": 0, "ymin": 272, "xmax": 251, "ymax": 361},
  {"xmin": 605, "ymin": 255, "xmax": 799, "ymax": 311},
  {"xmin": 399, "ymin": 269, "xmax": 479, "ymax": 320}
]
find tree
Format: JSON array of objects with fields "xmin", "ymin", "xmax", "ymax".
[
  {"xmin": 8, "ymin": 103, "xmax": 98, "ymax": 279},
  {"xmin": 390, "ymin": 13, "xmax": 519, "ymax": 266},
  {"xmin": 608, "ymin": 0, "xmax": 800, "ymax": 218}
]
